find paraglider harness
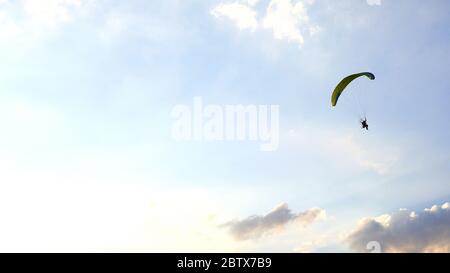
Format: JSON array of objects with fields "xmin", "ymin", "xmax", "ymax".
[{"xmin": 361, "ymin": 118, "xmax": 369, "ymax": 130}]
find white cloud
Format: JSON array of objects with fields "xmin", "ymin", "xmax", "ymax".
[
  {"xmin": 245, "ymin": 0, "xmax": 260, "ymax": 7},
  {"xmin": 211, "ymin": 0, "xmax": 319, "ymax": 46},
  {"xmin": 23, "ymin": 0, "xmax": 81, "ymax": 26},
  {"xmin": 347, "ymin": 202, "xmax": 450, "ymax": 253},
  {"xmin": 263, "ymin": 0, "xmax": 312, "ymax": 46},
  {"xmin": 211, "ymin": 2, "xmax": 258, "ymax": 31},
  {"xmin": 222, "ymin": 203, "xmax": 326, "ymax": 240},
  {"xmin": 367, "ymin": 0, "xmax": 382, "ymax": 6},
  {"xmin": 0, "ymin": 0, "xmax": 84, "ymax": 41},
  {"xmin": 0, "ymin": 13, "xmax": 21, "ymax": 38}
]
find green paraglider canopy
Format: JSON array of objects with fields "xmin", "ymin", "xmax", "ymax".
[{"xmin": 331, "ymin": 72, "xmax": 375, "ymax": 107}]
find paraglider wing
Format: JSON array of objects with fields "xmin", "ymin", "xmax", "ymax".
[{"xmin": 331, "ymin": 72, "xmax": 375, "ymax": 107}]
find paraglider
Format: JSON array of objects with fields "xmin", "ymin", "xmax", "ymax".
[
  {"xmin": 361, "ymin": 118, "xmax": 369, "ymax": 130},
  {"xmin": 331, "ymin": 72, "xmax": 375, "ymax": 130}
]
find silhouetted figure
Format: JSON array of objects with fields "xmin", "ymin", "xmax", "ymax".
[{"xmin": 361, "ymin": 118, "xmax": 369, "ymax": 130}]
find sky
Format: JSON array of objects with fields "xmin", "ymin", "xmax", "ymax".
[{"xmin": 0, "ymin": 0, "xmax": 449, "ymax": 252}]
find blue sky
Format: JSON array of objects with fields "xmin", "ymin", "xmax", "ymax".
[{"xmin": 0, "ymin": 0, "xmax": 449, "ymax": 252}]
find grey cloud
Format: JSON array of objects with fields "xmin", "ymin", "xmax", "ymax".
[
  {"xmin": 223, "ymin": 203, "xmax": 325, "ymax": 240},
  {"xmin": 347, "ymin": 202, "xmax": 450, "ymax": 253}
]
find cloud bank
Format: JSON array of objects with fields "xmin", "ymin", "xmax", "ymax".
[
  {"xmin": 223, "ymin": 203, "xmax": 326, "ymax": 240},
  {"xmin": 347, "ymin": 202, "xmax": 450, "ymax": 253}
]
